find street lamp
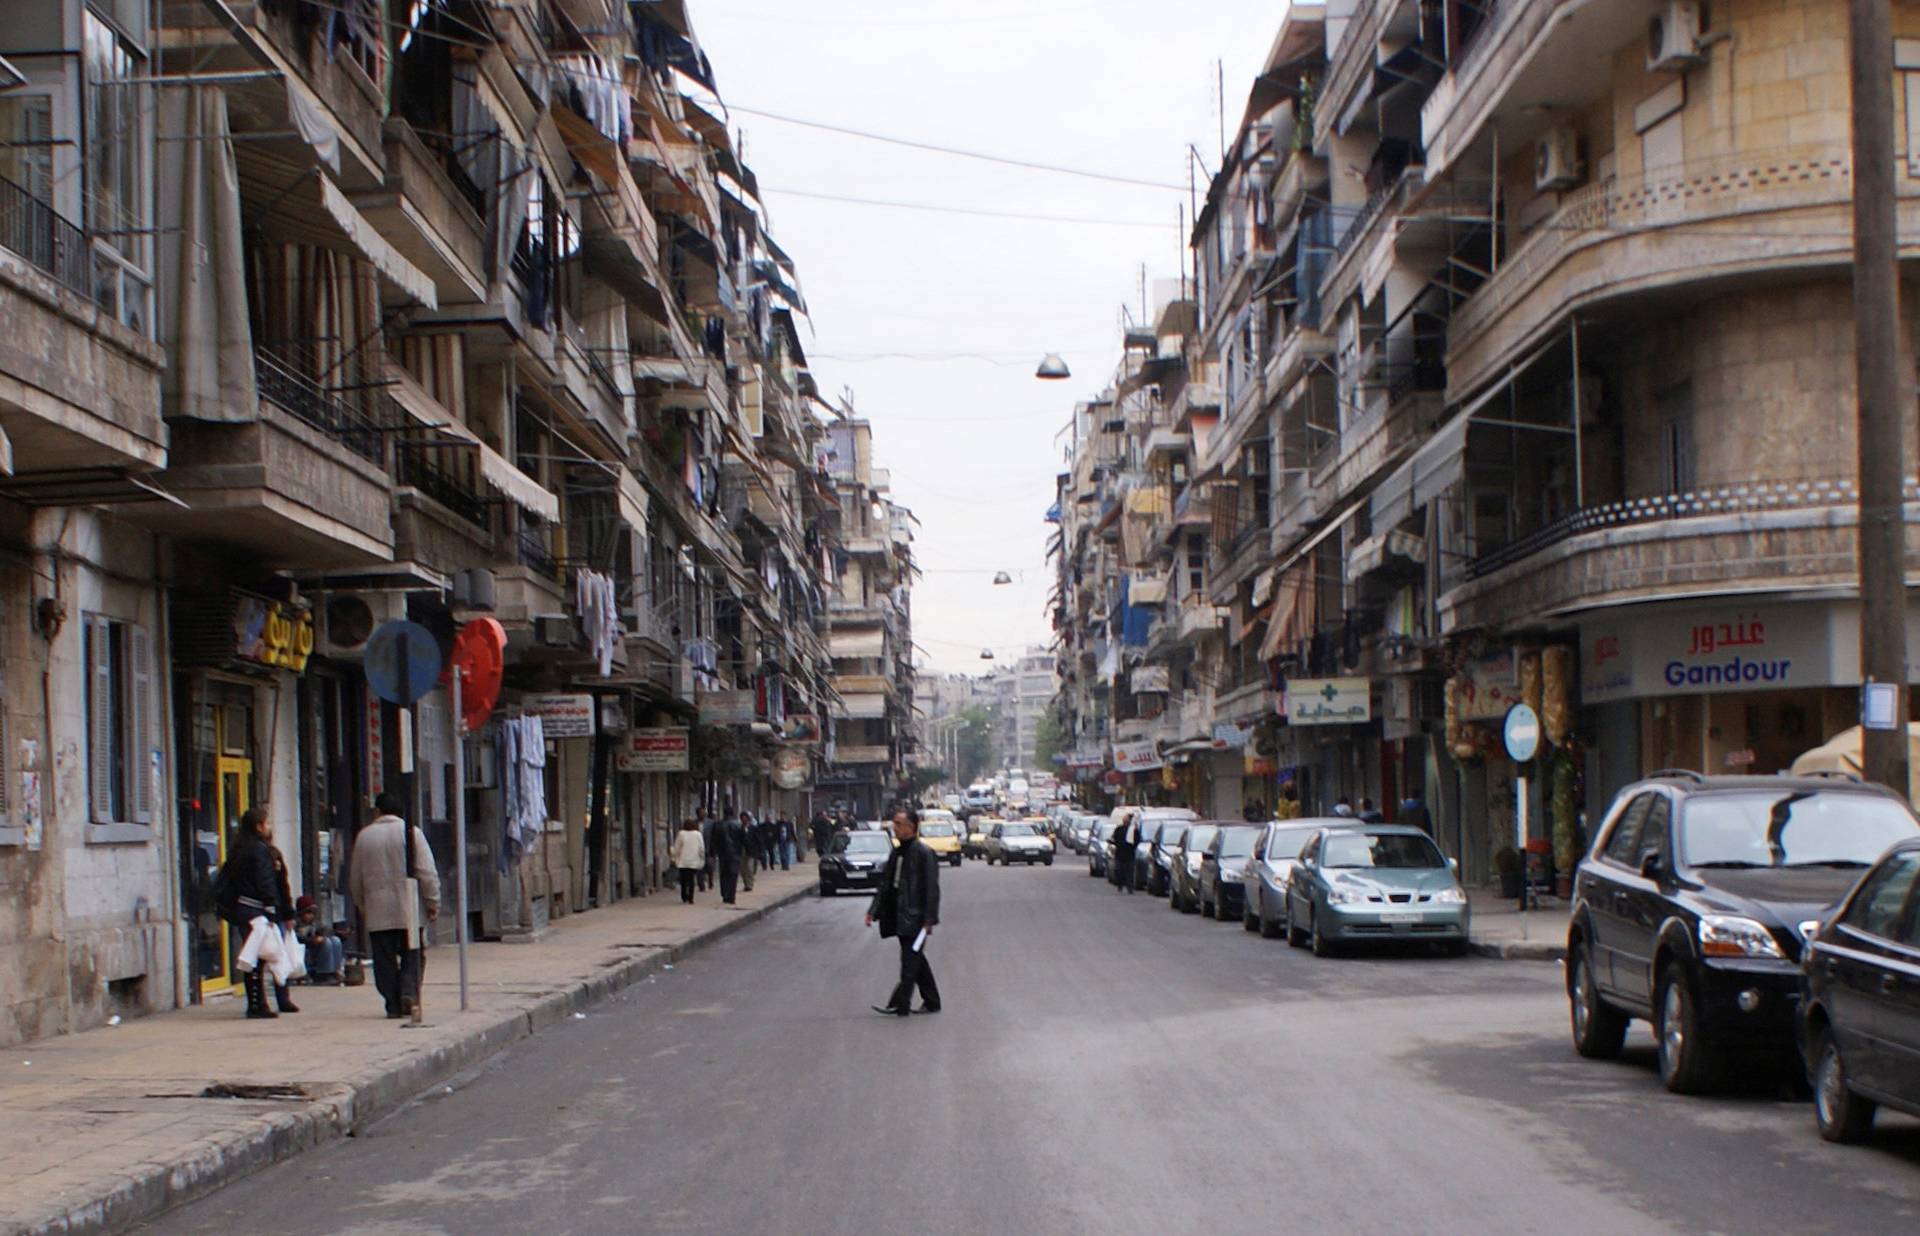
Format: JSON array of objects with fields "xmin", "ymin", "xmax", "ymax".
[
  {"xmin": 980, "ymin": 647, "xmax": 995, "ymax": 660},
  {"xmin": 1035, "ymin": 353, "xmax": 1071, "ymax": 380},
  {"xmin": 992, "ymin": 571, "xmax": 1013, "ymax": 585}
]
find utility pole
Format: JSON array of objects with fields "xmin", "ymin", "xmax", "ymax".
[{"xmin": 1850, "ymin": 0, "xmax": 1911, "ymax": 793}]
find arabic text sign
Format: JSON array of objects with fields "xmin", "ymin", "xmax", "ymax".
[
  {"xmin": 1580, "ymin": 603, "xmax": 1842, "ymax": 704},
  {"xmin": 523, "ymin": 693, "xmax": 595, "ymax": 738},
  {"xmin": 1286, "ymin": 677, "xmax": 1371, "ymax": 726},
  {"xmin": 616, "ymin": 727, "xmax": 689, "ymax": 772},
  {"xmin": 1111, "ymin": 739, "xmax": 1163, "ymax": 773}
]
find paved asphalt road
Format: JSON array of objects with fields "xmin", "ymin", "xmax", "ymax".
[{"xmin": 144, "ymin": 858, "xmax": 1920, "ymax": 1235}]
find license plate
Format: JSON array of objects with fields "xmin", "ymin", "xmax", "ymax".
[{"xmin": 1380, "ymin": 912, "xmax": 1421, "ymax": 924}]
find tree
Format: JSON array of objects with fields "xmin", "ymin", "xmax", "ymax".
[
  {"xmin": 953, "ymin": 705, "xmax": 998, "ymax": 786},
  {"xmin": 907, "ymin": 766, "xmax": 947, "ymax": 798},
  {"xmin": 1032, "ymin": 711, "xmax": 1067, "ymax": 771}
]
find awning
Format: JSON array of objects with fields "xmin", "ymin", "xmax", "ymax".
[
  {"xmin": 830, "ymin": 629, "xmax": 886, "ymax": 659},
  {"xmin": 1257, "ymin": 563, "xmax": 1318, "ymax": 661},
  {"xmin": 479, "ymin": 446, "xmax": 560, "ymax": 522},
  {"xmin": 633, "ymin": 357, "xmax": 695, "ymax": 384},
  {"xmin": 839, "ymin": 693, "xmax": 888, "ymax": 720},
  {"xmin": 316, "ymin": 175, "xmax": 438, "ymax": 308},
  {"xmin": 1128, "ymin": 573, "xmax": 1169, "ymax": 605},
  {"xmin": 1369, "ymin": 413, "xmax": 1471, "ymax": 529}
]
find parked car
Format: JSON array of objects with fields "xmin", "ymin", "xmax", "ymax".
[
  {"xmin": 987, "ymin": 821, "xmax": 1054, "ymax": 866},
  {"xmin": 818, "ymin": 830, "xmax": 894, "ymax": 897},
  {"xmin": 1147, "ymin": 820, "xmax": 1190, "ymax": 897},
  {"xmin": 1061, "ymin": 814, "xmax": 1093, "ymax": 854},
  {"xmin": 1566, "ymin": 773, "xmax": 1920, "ymax": 1094},
  {"xmin": 918, "ymin": 814, "xmax": 963, "ymax": 866},
  {"xmin": 1199, "ymin": 824, "xmax": 1262, "ymax": 920},
  {"xmin": 1244, "ymin": 819, "xmax": 1358, "ymax": 937},
  {"xmin": 1132, "ymin": 808, "xmax": 1196, "ymax": 891},
  {"xmin": 1286, "ymin": 825, "xmax": 1469, "ymax": 957},
  {"xmin": 1087, "ymin": 819, "xmax": 1116, "ymax": 878},
  {"xmin": 1169, "ymin": 823, "xmax": 1221, "ymax": 913},
  {"xmin": 1799, "ymin": 837, "xmax": 1920, "ymax": 1142}
]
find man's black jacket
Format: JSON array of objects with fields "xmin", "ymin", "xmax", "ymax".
[{"xmin": 871, "ymin": 838, "xmax": 941, "ymax": 938}]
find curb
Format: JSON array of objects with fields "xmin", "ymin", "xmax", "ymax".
[
  {"xmin": 1470, "ymin": 939, "xmax": 1567, "ymax": 962},
  {"xmin": 19, "ymin": 885, "xmax": 815, "ymax": 1236}
]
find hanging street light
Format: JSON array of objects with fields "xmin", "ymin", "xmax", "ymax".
[
  {"xmin": 992, "ymin": 571, "xmax": 1013, "ymax": 585},
  {"xmin": 1035, "ymin": 353, "xmax": 1071, "ymax": 380}
]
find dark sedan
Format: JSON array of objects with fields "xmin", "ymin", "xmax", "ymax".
[
  {"xmin": 818, "ymin": 830, "xmax": 893, "ymax": 897},
  {"xmin": 1199, "ymin": 824, "xmax": 1262, "ymax": 921},
  {"xmin": 1800, "ymin": 838, "xmax": 1920, "ymax": 1142},
  {"xmin": 1168, "ymin": 823, "xmax": 1221, "ymax": 914}
]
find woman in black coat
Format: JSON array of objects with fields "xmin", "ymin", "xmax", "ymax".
[{"xmin": 218, "ymin": 807, "xmax": 299, "ymax": 1018}]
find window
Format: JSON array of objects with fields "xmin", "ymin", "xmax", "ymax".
[
  {"xmin": 83, "ymin": 9, "xmax": 151, "ymax": 332},
  {"xmin": 1602, "ymin": 794, "xmax": 1652, "ymax": 867},
  {"xmin": 1658, "ymin": 383, "xmax": 1694, "ymax": 493},
  {"xmin": 1843, "ymin": 852, "xmax": 1920, "ymax": 941},
  {"xmin": 84, "ymin": 613, "xmax": 154, "ymax": 829},
  {"xmin": 0, "ymin": 93, "xmax": 54, "ymax": 202},
  {"xmin": 1637, "ymin": 796, "xmax": 1671, "ymax": 868}
]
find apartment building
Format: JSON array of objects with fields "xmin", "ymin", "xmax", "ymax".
[
  {"xmin": 1013, "ymin": 648, "xmax": 1057, "ymax": 772},
  {"xmin": 0, "ymin": 0, "xmax": 908, "ymax": 1045},
  {"xmin": 1054, "ymin": 0, "xmax": 1920, "ymax": 884}
]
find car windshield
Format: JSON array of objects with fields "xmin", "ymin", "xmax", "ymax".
[
  {"xmin": 1185, "ymin": 825, "xmax": 1218, "ymax": 852},
  {"xmin": 1218, "ymin": 828, "xmax": 1258, "ymax": 858},
  {"xmin": 1679, "ymin": 792, "xmax": 1920, "ymax": 868},
  {"xmin": 920, "ymin": 823, "xmax": 955, "ymax": 837},
  {"xmin": 1092, "ymin": 822, "xmax": 1113, "ymax": 840},
  {"xmin": 1266, "ymin": 826, "xmax": 1318, "ymax": 860},
  {"xmin": 832, "ymin": 834, "xmax": 891, "ymax": 856},
  {"xmin": 1157, "ymin": 825, "xmax": 1187, "ymax": 847},
  {"xmin": 1323, "ymin": 831, "xmax": 1445, "ymax": 870},
  {"xmin": 1002, "ymin": 824, "xmax": 1034, "ymax": 837}
]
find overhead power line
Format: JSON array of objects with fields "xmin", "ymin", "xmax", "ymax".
[
  {"xmin": 764, "ymin": 185, "xmax": 1172, "ymax": 229},
  {"xmin": 726, "ymin": 104, "xmax": 1188, "ymax": 191}
]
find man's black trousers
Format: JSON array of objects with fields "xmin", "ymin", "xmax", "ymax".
[
  {"xmin": 369, "ymin": 928, "xmax": 422, "ymax": 1015},
  {"xmin": 886, "ymin": 933, "xmax": 940, "ymax": 1012}
]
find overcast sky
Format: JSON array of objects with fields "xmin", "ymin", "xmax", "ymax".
[{"xmin": 692, "ymin": 0, "xmax": 1283, "ymax": 675}]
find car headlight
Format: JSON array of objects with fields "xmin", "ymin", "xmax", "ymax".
[
  {"xmin": 1431, "ymin": 887, "xmax": 1467, "ymax": 905},
  {"xmin": 1698, "ymin": 914, "xmax": 1786, "ymax": 960},
  {"xmin": 1327, "ymin": 886, "xmax": 1367, "ymax": 905}
]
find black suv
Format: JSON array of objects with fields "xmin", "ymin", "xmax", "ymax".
[{"xmin": 1566, "ymin": 772, "xmax": 1920, "ymax": 1093}]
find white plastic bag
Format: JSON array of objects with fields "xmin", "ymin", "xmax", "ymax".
[
  {"xmin": 281, "ymin": 926, "xmax": 307, "ymax": 981},
  {"xmin": 236, "ymin": 916, "xmax": 275, "ymax": 972}
]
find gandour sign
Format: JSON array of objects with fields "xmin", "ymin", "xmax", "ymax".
[{"xmin": 1580, "ymin": 602, "xmax": 1869, "ymax": 704}]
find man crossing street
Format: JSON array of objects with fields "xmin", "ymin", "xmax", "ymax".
[{"xmin": 865, "ymin": 808, "xmax": 942, "ymax": 1017}]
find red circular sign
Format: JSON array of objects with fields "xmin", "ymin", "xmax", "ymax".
[{"xmin": 450, "ymin": 618, "xmax": 506, "ymax": 731}]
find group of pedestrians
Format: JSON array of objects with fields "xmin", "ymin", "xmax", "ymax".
[{"xmin": 670, "ymin": 807, "xmax": 807, "ymax": 905}]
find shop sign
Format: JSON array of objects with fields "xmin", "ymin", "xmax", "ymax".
[
  {"xmin": 234, "ymin": 594, "xmax": 314, "ymax": 673},
  {"xmin": 1066, "ymin": 748, "xmax": 1106, "ymax": 768},
  {"xmin": 771, "ymin": 747, "xmax": 811, "ymax": 790},
  {"xmin": 780, "ymin": 714, "xmax": 823, "ymax": 745},
  {"xmin": 1581, "ymin": 603, "xmax": 1844, "ymax": 704},
  {"xmin": 1112, "ymin": 739, "xmax": 1163, "ymax": 773},
  {"xmin": 1210, "ymin": 721, "xmax": 1253, "ymax": 749},
  {"xmin": 697, "ymin": 689, "xmax": 757, "ymax": 725},
  {"xmin": 523, "ymin": 693, "xmax": 596, "ymax": 738},
  {"xmin": 1131, "ymin": 665, "xmax": 1170, "ymax": 694},
  {"xmin": 1723, "ymin": 748, "xmax": 1757, "ymax": 769},
  {"xmin": 617, "ymin": 727, "xmax": 689, "ymax": 772},
  {"xmin": 1243, "ymin": 754, "xmax": 1279, "ymax": 777},
  {"xmin": 1286, "ymin": 677, "xmax": 1371, "ymax": 726},
  {"xmin": 1455, "ymin": 649, "xmax": 1522, "ymax": 721}
]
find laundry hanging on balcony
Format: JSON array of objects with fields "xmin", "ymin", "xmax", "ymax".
[
  {"xmin": 574, "ymin": 568, "xmax": 622, "ymax": 677},
  {"xmin": 156, "ymin": 86, "xmax": 255, "ymax": 423},
  {"xmin": 497, "ymin": 715, "xmax": 549, "ymax": 864}
]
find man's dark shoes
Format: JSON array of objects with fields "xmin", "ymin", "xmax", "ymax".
[
  {"xmin": 911, "ymin": 1004, "xmax": 941, "ymax": 1015},
  {"xmin": 871, "ymin": 1004, "xmax": 909, "ymax": 1018}
]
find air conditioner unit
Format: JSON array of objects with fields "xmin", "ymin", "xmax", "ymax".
[
  {"xmin": 316, "ymin": 592, "xmax": 405, "ymax": 659},
  {"xmin": 1647, "ymin": 1, "xmax": 1704, "ymax": 73},
  {"xmin": 1534, "ymin": 127, "xmax": 1583, "ymax": 192},
  {"xmin": 533, "ymin": 613, "xmax": 577, "ymax": 648}
]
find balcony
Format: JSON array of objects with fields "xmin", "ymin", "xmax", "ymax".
[
  {"xmin": 0, "ymin": 177, "xmax": 166, "ymax": 480},
  {"xmin": 1439, "ymin": 477, "xmax": 1920, "ymax": 634},
  {"xmin": 832, "ymin": 744, "xmax": 893, "ymax": 767},
  {"xmin": 349, "ymin": 121, "xmax": 489, "ymax": 306}
]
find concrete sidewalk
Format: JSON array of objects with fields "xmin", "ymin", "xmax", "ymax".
[
  {"xmin": 0, "ymin": 868, "xmax": 817, "ymax": 1236},
  {"xmin": 1469, "ymin": 889, "xmax": 1570, "ymax": 962}
]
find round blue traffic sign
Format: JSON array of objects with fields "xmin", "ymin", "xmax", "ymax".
[
  {"xmin": 363, "ymin": 620, "xmax": 444, "ymax": 706},
  {"xmin": 1503, "ymin": 703, "xmax": 1542, "ymax": 763}
]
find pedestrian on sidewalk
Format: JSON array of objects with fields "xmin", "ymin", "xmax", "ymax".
[
  {"xmin": 865, "ymin": 808, "xmax": 941, "ymax": 1017},
  {"xmin": 348, "ymin": 793, "xmax": 440, "ymax": 1020},
  {"xmin": 776, "ymin": 814, "xmax": 796, "ymax": 870},
  {"xmin": 697, "ymin": 809, "xmax": 714, "ymax": 892},
  {"xmin": 1358, "ymin": 797, "xmax": 1384, "ymax": 823},
  {"xmin": 759, "ymin": 815, "xmax": 781, "ymax": 870},
  {"xmin": 810, "ymin": 810, "xmax": 830, "ymax": 857},
  {"xmin": 1275, "ymin": 782, "xmax": 1302, "ymax": 820},
  {"xmin": 1110, "ymin": 815, "xmax": 1138, "ymax": 894},
  {"xmin": 1332, "ymin": 797, "xmax": 1355, "ymax": 818},
  {"xmin": 215, "ymin": 806, "xmax": 300, "ymax": 1018},
  {"xmin": 294, "ymin": 895, "xmax": 343, "ymax": 986},
  {"xmin": 738, "ymin": 809, "xmax": 759, "ymax": 892},
  {"xmin": 714, "ymin": 810, "xmax": 743, "ymax": 904},
  {"xmin": 1400, "ymin": 794, "xmax": 1433, "ymax": 836},
  {"xmin": 670, "ymin": 818, "xmax": 705, "ymax": 903}
]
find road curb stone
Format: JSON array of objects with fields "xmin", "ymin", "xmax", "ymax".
[
  {"xmin": 1470, "ymin": 939, "xmax": 1567, "ymax": 962},
  {"xmin": 16, "ymin": 885, "xmax": 815, "ymax": 1236}
]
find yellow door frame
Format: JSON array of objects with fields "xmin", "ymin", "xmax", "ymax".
[{"xmin": 201, "ymin": 754, "xmax": 254, "ymax": 998}]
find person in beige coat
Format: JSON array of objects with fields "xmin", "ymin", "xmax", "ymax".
[
  {"xmin": 669, "ymin": 818, "xmax": 705, "ymax": 903},
  {"xmin": 349, "ymin": 793, "xmax": 440, "ymax": 1020}
]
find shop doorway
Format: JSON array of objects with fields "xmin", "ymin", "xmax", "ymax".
[{"xmin": 196, "ymin": 753, "xmax": 254, "ymax": 997}]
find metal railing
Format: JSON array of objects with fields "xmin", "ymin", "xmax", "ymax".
[
  {"xmin": 518, "ymin": 523, "xmax": 560, "ymax": 580},
  {"xmin": 393, "ymin": 437, "xmax": 490, "ymax": 528},
  {"xmin": 253, "ymin": 343, "xmax": 387, "ymax": 466},
  {"xmin": 1464, "ymin": 476, "xmax": 1920, "ymax": 581},
  {"xmin": 0, "ymin": 172, "xmax": 93, "ymax": 302}
]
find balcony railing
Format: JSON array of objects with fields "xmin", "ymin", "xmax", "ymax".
[
  {"xmin": 518, "ymin": 523, "xmax": 560, "ymax": 580},
  {"xmin": 394, "ymin": 437, "xmax": 489, "ymax": 528},
  {"xmin": 254, "ymin": 343, "xmax": 387, "ymax": 466},
  {"xmin": 0, "ymin": 172, "xmax": 93, "ymax": 303},
  {"xmin": 1464, "ymin": 476, "xmax": 1920, "ymax": 581}
]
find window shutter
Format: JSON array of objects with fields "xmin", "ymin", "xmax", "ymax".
[
  {"xmin": 130, "ymin": 623, "xmax": 154, "ymax": 825},
  {"xmin": 87, "ymin": 616, "xmax": 113, "ymax": 822}
]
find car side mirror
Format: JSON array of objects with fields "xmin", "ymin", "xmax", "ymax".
[{"xmin": 1638, "ymin": 850, "xmax": 1664, "ymax": 880}]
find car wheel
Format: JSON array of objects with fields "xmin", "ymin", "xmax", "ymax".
[
  {"xmin": 1202, "ymin": 897, "xmax": 1214, "ymax": 919},
  {"xmin": 819, "ymin": 883, "xmax": 833, "ymax": 897},
  {"xmin": 1044, "ymin": 857, "xmax": 1054, "ymax": 867},
  {"xmin": 1568, "ymin": 944, "xmax": 1628, "ymax": 1060},
  {"xmin": 1287, "ymin": 910, "xmax": 1307, "ymax": 948},
  {"xmin": 1655, "ymin": 967, "xmax": 1722, "ymax": 1094},
  {"xmin": 1812, "ymin": 1029, "xmax": 1876, "ymax": 1143},
  {"xmin": 1310, "ymin": 910, "xmax": 1335, "ymax": 958}
]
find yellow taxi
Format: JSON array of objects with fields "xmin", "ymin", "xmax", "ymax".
[
  {"xmin": 963, "ymin": 814, "xmax": 996, "ymax": 861},
  {"xmin": 917, "ymin": 809, "xmax": 963, "ymax": 866}
]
